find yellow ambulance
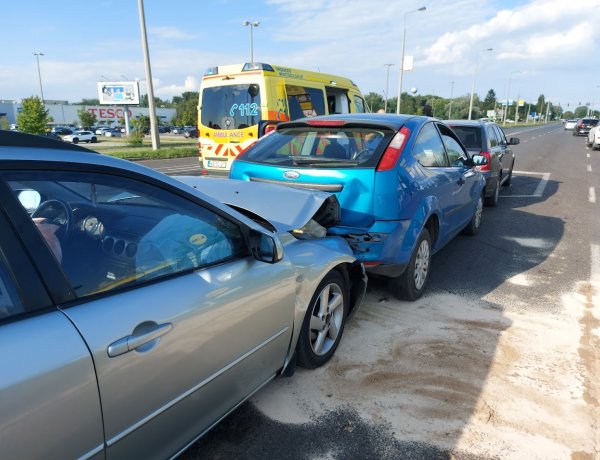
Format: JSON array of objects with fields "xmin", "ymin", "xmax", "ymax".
[{"xmin": 197, "ymin": 62, "xmax": 367, "ymax": 173}]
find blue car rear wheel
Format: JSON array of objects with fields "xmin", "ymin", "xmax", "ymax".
[{"xmin": 388, "ymin": 228, "xmax": 431, "ymax": 301}]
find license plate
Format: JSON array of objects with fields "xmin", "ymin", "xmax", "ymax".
[{"xmin": 206, "ymin": 160, "xmax": 227, "ymax": 168}]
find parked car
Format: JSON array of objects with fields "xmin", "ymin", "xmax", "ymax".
[
  {"xmin": 586, "ymin": 126, "xmax": 600, "ymax": 149},
  {"xmin": 95, "ymin": 127, "xmax": 112, "ymax": 135},
  {"xmin": 63, "ymin": 130, "xmax": 97, "ymax": 144},
  {"xmin": 0, "ymin": 130, "xmax": 365, "ymax": 459},
  {"xmin": 230, "ymin": 113, "xmax": 487, "ymax": 300},
  {"xmin": 105, "ymin": 128, "xmax": 122, "ymax": 137},
  {"xmin": 447, "ymin": 120, "xmax": 518, "ymax": 207},
  {"xmin": 574, "ymin": 118, "xmax": 598, "ymax": 136},
  {"xmin": 564, "ymin": 119, "xmax": 578, "ymax": 130},
  {"xmin": 41, "ymin": 132, "xmax": 63, "ymax": 141},
  {"xmin": 171, "ymin": 126, "xmax": 186, "ymax": 134},
  {"xmin": 52, "ymin": 126, "xmax": 74, "ymax": 135},
  {"xmin": 184, "ymin": 127, "xmax": 198, "ymax": 138},
  {"xmin": 158, "ymin": 125, "xmax": 171, "ymax": 133}
]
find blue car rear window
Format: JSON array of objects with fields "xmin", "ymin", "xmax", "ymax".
[{"xmin": 241, "ymin": 127, "xmax": 392, "ymax": 168}]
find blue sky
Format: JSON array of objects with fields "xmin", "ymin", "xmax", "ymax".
[{"xmin": 1, "ymin": 0, "xmax": 598, "ymax": 110}]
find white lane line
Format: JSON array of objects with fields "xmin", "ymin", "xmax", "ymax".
[
  {"xmin": 587, "ymin": 153, "xmax": 591, "ymax": 158},
  {"xmin": 590, "ymin": 187, "xmax": 596, "ymax": 204},
  {"xmin": 587, "ymin": 165, "xmax": 593, "ymax": 172},
  {"xmin": 532, "ymin": 173, "xmax": 550, "ymax": 197},
  {"xmin": 500, "ymin": 171, "xmax": 551, "ymax": 198}
]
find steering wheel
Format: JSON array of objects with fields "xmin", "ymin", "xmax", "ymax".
[
  {"xmin": 31, "ymin": 199, "xmax": 74, "ymax": 241},
  {"xmin": 352, "ymin": 148, "xmax": 374, "ymax": 162}
]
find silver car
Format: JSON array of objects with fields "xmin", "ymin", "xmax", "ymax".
[{"xmin": 0, "ymin": 131, "xmax": 366, "ymax": 459}]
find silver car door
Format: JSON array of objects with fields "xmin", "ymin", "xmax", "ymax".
[
  {"xmin": 0, "ymin": 205, "xmax": 104, "ymax": 460},
  {"xmin": 5, "ymin": 169, "xmax": 296, "ymax": 459}
]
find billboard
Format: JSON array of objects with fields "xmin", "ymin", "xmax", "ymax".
[{"xmin": 97, "ymin": 81, "xmax": 140, "ymax": 105}]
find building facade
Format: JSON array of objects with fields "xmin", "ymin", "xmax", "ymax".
[{"xmin": 0, "ymin": 100, "xmax": 176, "ymax": 127}]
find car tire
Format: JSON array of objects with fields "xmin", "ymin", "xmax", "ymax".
[
  {"xmin": 91, "ymin": 137, "xmax": 97, "ymax": 143},
  {"xmin": 296, "ymin": 270, "xmax": 348, "ymax": 369},
  {"xmin": 593, "ymin": 142, "xmax": 599, "ymax": 150},
  {"xmin": 388, "ymin": 228, "xmax": 432, "ymax": 301},
  {"xmin": 485, "ymin": 176, "xmax": 500, "ymax": 207},
  {"xmin": 72, "ymin": 138, "xmax": 79, "ymax": 144},
  {"xmin": 463, "ymin": 194, "xmax": 483, "ymax": 236}
]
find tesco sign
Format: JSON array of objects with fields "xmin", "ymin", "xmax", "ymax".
[{"xmin": 87, "ymin": 108, "xmax": 133, "ymax": 120}]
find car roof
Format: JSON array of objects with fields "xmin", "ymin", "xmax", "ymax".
[
  {"xmin": 446, "ymin": 119, "xmax": 493, "ymax": 127},
  {"xmin": 0, "ymin": 130, "xmax": 163, "ymax": 181}
]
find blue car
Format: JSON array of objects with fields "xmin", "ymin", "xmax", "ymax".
[{"xmin": 230, "ymin": 114, "xmax": 487, "ymax": 300}]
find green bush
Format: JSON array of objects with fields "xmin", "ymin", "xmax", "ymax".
[{"xmin": 127, "ymin": 131, "xmax": 144, "ymax": 146}]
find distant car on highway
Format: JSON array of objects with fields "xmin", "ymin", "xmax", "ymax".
[
  {"xmin": 63, "ymin": 130, "xmax": 97, "ymax": 144},
  {"xmin": 447, "ymin": 119, "xmax": 518, "ymax": 207},
  {"xmin": 574, "ymin": 118, "xmax": 598, "ymax": 136},
  {"xmin": 564, "ymin": 119, "xmax": 578, "ymax": 130},
  {"xmin": 586, "ymin": 126, "xmax": 600, "ymax": 150}
]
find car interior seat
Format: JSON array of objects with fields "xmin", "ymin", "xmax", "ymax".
[{"xmin": 322, "ymin": 141, "xmax": 346, "ymax": 159}]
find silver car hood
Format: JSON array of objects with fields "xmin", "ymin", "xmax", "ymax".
[{"xmin": 176, "ymin": 176, "xmax": 340, "ymax": 233}]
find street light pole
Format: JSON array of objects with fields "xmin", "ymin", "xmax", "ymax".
[
  {"xmin": 384, "ymin": 64, "xmax": 394, "ymax": 113},
  {"xmin": 243, "ymin": 21, "xmax": 260, "ymax": 65},
  {"xmin": 137, "ymin": 0, "xmax": 160, "ymax": 150},
  {"xmin": 32, "ymin": 52, "xmax": 45, "ymax": 103},
  {"xmin": 448, "ymin": 80, "xmax": 455, "ymax": 119},
  {"xmin": 396, "ymin": 6, "xmax": 426, "ymax": 115},
  {"xmin": 468, "ymin": 48, "xmax": 493, "ymax": 120}
]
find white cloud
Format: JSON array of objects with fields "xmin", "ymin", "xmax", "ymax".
[
  {"xmin": 154, "ymin": 76, "xmax": 200, "ymax": 98},
  {"xmin": 150, "ymin": 26, "xmax": 197, "ymax": 41}
]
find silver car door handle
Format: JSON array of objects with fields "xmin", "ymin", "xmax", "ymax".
[{"xmin": 108, "ymin": 323, "xmax": 173, "ymax": 357}]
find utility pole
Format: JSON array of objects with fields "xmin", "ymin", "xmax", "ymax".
[
  {"xmin": 33, "ymin": 52, "xmax": 45, "ymax": 103},
  {"xmin": 448, "ymin": 81, "xmax": 454, "ymax": 119},
  {"xmin": 137, "ymin": 0, "xmax": 160, "ymax": 150},
  {"xmin": 384, "ymin": 64, "xmax": 394, "ymax": 113}
]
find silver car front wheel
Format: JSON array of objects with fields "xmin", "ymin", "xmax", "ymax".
[{"xmin": 296, "ymin": 271, "xmax": 348, "ymax": 369}]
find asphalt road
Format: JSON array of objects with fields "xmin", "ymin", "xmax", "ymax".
[{"xmin": 141, "ymin": 123, "xmax": 599, "ymax": 459}]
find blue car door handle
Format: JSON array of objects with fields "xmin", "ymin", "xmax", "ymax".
[{"xmin": 108, "ymin": 322, "xmax": 173, "ymax": 357}]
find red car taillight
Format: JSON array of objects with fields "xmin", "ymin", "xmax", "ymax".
[
  {"xmin": 376, "ymin": 126, "xmax": 410, "ymax": 171},
  {"xmin": 478, "ymin": 151, "xmax": 492, "ymax": 171}
]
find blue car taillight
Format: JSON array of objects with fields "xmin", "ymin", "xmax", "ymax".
[{"xmin": 376, "ymin": 126, "xmax": 410, "ymax": 171}]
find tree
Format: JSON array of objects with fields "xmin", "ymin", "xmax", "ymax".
[
  {"xmin": 0, "ymin": 116, "xmax": 9, "ymax": 130},
  {"xmin": 77, "ymin": 98, "xmax": 100, "ymax": 106},
  {"xmin": 537, "ymin": 94, "xmax": 546, "ymax": 118},
  {"xmin": 365, "ymin": 92, "xmax": 384, "ymax": 112},
  {"xmin": 78, "ymin": 108, "xmax": 97, "ymax": 129},
  {"xmin": 482, "ymin": 89, "xmax": 496, "ymax": 112},
  {"xmin": 174, "ymin": 91, "xmax": 199, "ymax": 126},
  {"xmin": 17, "ymin": 96, "xmax": 50, "ymax": 134}
]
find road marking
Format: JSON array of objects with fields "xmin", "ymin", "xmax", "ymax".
[
  {"xmin": 500, "ymin": 171, "xmax": 550, "ymax": 198},
  {"xmin": 590, "ymin": 187, "xmax": 596, "ymax": 204},
  {"xmin": 587, "ymin": 165, "xmax": 592, "ymax": 172},
  {"xmin": 587, "ymin": 153, "xmax": 591, "ymax": 158}
]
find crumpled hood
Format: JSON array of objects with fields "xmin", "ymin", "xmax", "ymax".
[{"xmin": 176, "ymin": 176, "xmax": 340, "ymax": 233}]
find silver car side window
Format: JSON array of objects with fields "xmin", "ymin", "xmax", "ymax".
[
  {"xmin": 0, "ymin": 258, "xmax": 23, "ymax": 319},
  {"xmin": 6, "ymin": 171, "xmax": 247, "ymax": 299}
]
